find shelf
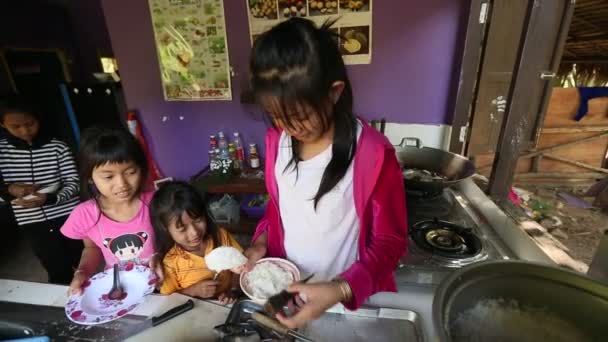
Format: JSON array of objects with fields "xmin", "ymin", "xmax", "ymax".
[
  {"xmin": 206, "ymin": 177, "xmax": 266, "ymax": 194},
  {"xmin": 219, "ymin": 215, "xmax": 259, "ymax": 234},
  {"xmin": 191, "ymin": 167, "xmax": 266, "ymax": 194}
]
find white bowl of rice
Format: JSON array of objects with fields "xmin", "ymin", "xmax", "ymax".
[{"xmin": 240, "ymin": 258, "xmax": 300, "ymax": 304}]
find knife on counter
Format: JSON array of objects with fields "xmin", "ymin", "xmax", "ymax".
[{"xmin": 125, "ymin": 299, "xmax": 195, "ymax": 338}]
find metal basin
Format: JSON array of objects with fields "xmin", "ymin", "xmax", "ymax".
[
  {"xmin": 221, "ymin": 300, "xmax": 425, "ymax": 341},
  {"xmin": 433, "ymin": 261, "xmax": 608, "ymax": 342},
  {"xmin": 300, "ymin": 307, "xmax": 423, "ymax": 341}
]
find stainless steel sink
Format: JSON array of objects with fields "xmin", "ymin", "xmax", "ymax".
[
  {"xmin": 0, "ymin": 301, "xmax": 146, "ymax": 341},
  {"xmin": 220, "ymin": 300, "xmax": 425, "ymax": 341},
  {"xmin": 300, "ymin": 307, "xmax": 424, "ymax": 341}
]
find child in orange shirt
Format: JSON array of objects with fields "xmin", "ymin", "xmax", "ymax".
[{"xmin": 150, "ymin": 181, "xmax": 243, "ymax": 304}]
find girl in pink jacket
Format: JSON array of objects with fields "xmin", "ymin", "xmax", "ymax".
[{"xmin": 245, "ymin": 18, "xmax": 408, "ymax": 328}]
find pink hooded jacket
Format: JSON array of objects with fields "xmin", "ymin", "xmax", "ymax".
[{"xmin": 252, "ymin": 120, "xmax": 408, "ymax": 310}]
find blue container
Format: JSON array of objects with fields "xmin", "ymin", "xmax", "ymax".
[{"xmin": 240, "ymin": 194, "xmax": 268, "ymax": 219}]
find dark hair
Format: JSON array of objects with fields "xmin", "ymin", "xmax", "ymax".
[
  {"xmin": 150, "ymin": 181, "xmax": 219, "ymax": 263},
  {"xmin": 78, "ymin": 126, "xmax": 149, "ymax": 201},
  {"xmin": 104, "ymin": 232, "xmax": 148, "ymax": 253},
  {"xmin": 0, "ymin": 95, "xmax": 41, "ymax": 123},
  {"xmin": 250, "ymin": 18, "xmax": 357, "ymax": 209}
]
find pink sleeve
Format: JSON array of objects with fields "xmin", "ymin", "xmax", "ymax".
[
  {"xmin": 60, "ymin": 204, "xmax": 90, "ymax": 240},
  {"xmin": 252, "ymin": 208, "xmax": 270, "ymax": 243},
  {"xmin": 341, "ymin": 150, "xmax": 408, "ymax": 310}
]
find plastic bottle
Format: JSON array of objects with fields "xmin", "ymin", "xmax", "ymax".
[
  {"xmin": 209, "ymin": 135, "xmax": 218, "ymax": 150},
  {"xmin": 228, "ymin": 143, "xmax": 240, "ymax": 171},
  {"xmin": 233, "ymin": 132, "xmax": 245, "ymax": 162},
  {"xmin": 217, "ymin": 132, "xmax": 230, "ymax": 159},
  {"xmin": 208, "ymin": 149, "xmax": 218, "ymax": 171}
]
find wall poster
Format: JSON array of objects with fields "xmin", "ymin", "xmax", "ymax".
[
  {"xmin": 149, "ymin": 0, "xmax": 232, "ymax": 101},
  {"xmin": 245, "ymin": 0, "xmax": 373, "ymax": 65}
]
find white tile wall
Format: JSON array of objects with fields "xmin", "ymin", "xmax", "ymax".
[{"xmin": 382, "ymin": 123, "xmax": 452, "ymax": 150}]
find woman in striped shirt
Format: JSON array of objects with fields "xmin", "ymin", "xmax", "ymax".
[{"xmin": 0, "ymin": 97, "xmax": 83, "ymax": 284}]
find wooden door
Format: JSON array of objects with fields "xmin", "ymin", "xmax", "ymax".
[
  {"xmin": 466, "ymin": 0, "xmax": 530, "ymax": 156},
  {"xmin": 489, "ymin": 0, "xmax": 575, "ymax": 198}
]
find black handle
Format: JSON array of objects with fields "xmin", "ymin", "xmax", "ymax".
[
  {"xmin": 151, "ymin": 299, "xmax": 195, "ymax": 327},
  {"xmin": 113, "ymin": 264, "xmax": 119, "ymax": 288},
  {"xmin": 380, "ymin": 118, "xmax": 386, "ymax": 135}
]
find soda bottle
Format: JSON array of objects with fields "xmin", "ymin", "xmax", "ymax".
[{"xmin": 233, "ymin": 132, "xmax": 245, "ymax": 161}]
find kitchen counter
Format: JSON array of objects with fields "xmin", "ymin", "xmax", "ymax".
[
  {"xmin": 0, "ymin": 279, "xmax": 433, "ymax": 341},
  {"xmin": 0, "ymin": 279, "xmax": 231, "ymax": 341},
  {"xmin": 0, "ymin": 180, "xmax": 555, "ymax": 342}
]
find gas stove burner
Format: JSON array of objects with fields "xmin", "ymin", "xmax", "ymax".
[
  {"xmin": 411, "ymin": 219, "xmax": 482, "ymax": 259},
  {"xmin": 425, "ymin": 229, "xmax": 467, "ymax": 252}
]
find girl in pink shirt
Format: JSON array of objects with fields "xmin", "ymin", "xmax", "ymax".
[
  {"xmin": 245, "ymin": 18, "xmax": 408, "ymax": 328},
  {"xmin": 61, "ymin": 127, "xmax": 158, "ymax": 295}
]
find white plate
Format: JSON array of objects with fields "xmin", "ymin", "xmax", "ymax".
[
  {"xmin": 65, "ymin": 263, "xmax": 157, "ymax": 325},
  {"xmin": 11, "ymin": 183, "xmax": 61, "ymax": 202}
]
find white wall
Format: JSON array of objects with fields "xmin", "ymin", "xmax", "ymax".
[{"xmin": 383, "ymin": 123, "xmax": 452, "ymax": 150}]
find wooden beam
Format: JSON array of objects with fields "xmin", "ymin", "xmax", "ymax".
[
  {"xmin": 531, "ymin": 155, "xmax": 542, "ymax": 172},
  {"xmin": 543, "ymin": 153, "xmax": 608, "ymax": 174},
  {"xmin": 531, "ymin": 0, "xmax": 575, "ymax": 148},
  {"xmin": 488, "ymin": 1, "xmax": 535, "ymax": 199},
  {"xmin": 541, "ymin": 126, "xmax": 608, "ymax": 133},
  {"xmin": 448, "ymin": 0, "xmax": 489, "ymax": 155},
  {"xmin": 488, "ymin": 0, "xmax": 575, "ymax": 199},
  {"xmin": 571, "ymin": 16, "xmax": 603, "ymax": 33},
  {"xmin": 514, "ymin": 179, "xmax": 598, "ymax": 186},
  {"xmin": 515, "ymin": 171, "xmax": 605, "ymax": 179},
  {"xmin": 567, "ymin": 33, "xmax": 608, "ymax": 43},
  {"xmin": 562, "ymin": 58, "xmax": 608, "ymax": 64},
  {"xmin": 562, "ymin": 48, "xmax": 576, "ymax": 57},
  {"xmin": 520, "ymin": 131, "xmax": 608, "ymax": 158}
]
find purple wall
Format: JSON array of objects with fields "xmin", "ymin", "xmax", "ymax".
[{"xmin": 101, "ymin": 0, "xmax": 467, "ymax": 179}]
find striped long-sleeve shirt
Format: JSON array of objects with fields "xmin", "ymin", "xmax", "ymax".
[{"xmin": 0, "ymin": 135, "xmax": 80, "ymax": 226}]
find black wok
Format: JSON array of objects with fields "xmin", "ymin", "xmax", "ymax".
[{"xmin": 394, "ymin": 138, "xmax": 476, "ymax": 193}]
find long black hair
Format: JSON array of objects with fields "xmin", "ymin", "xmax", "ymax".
[
  {"xmin": 250, "ymin": 18, "xmax": 357, "ymax": 209},
  {"xmin": 78, "ymin": 126, "xmax": 149, "ymax": 201},
  {"xmin": 150, "ymin": 181, "xmax": 219, "ymax": 263}
]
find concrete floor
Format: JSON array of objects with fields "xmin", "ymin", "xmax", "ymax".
[{"xmin": 0, "ymin": 232, "xmax": 47, "ymax": 283}]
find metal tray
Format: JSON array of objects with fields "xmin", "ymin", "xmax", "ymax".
[
  {"xmin": 300, "ymin": 306, "xmax": 424, "ymax": 342},
  {"xmin": 216, "ymin": 300, "xmax": 425, "ymax": 342}
]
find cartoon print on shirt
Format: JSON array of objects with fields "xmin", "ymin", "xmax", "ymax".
[{"xmin": 103, "ymin": 232, "xmax": 148, "ymax": 264}]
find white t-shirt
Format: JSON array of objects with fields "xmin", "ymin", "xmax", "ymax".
[{"xmin": 276, "ymin": 123, "xmax": 362, "ymax": 282}]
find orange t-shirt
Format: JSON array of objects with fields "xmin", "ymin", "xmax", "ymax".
[{"xmin": 160, "ymin": 228, "xmax": 243, "ymax": 295}]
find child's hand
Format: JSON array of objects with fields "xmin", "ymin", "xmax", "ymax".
[
  {"xmin": 8, "ymin": 183, "xmax": 39, "ymax": 198},
  {"xmin": 13, "ymin": 193, "xmax": 46, "ymax": 208},
  {"xmin": 218, "ymin": 290, "xmax": 239, "ymax": 305},
  {"xmin": 243, "ymin": 243, "xmax": 266, "ymax": 272},
  {"xmin": 192, "ymin": 280, "xmax": 219, "ymax": 298},
  {"xmin": 149, "ymin": 255, "xmax": 164, "ymax": 286},
  {"xmin": 68, "ymin": 270, "xmax": 90, "ymax": 296}
]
